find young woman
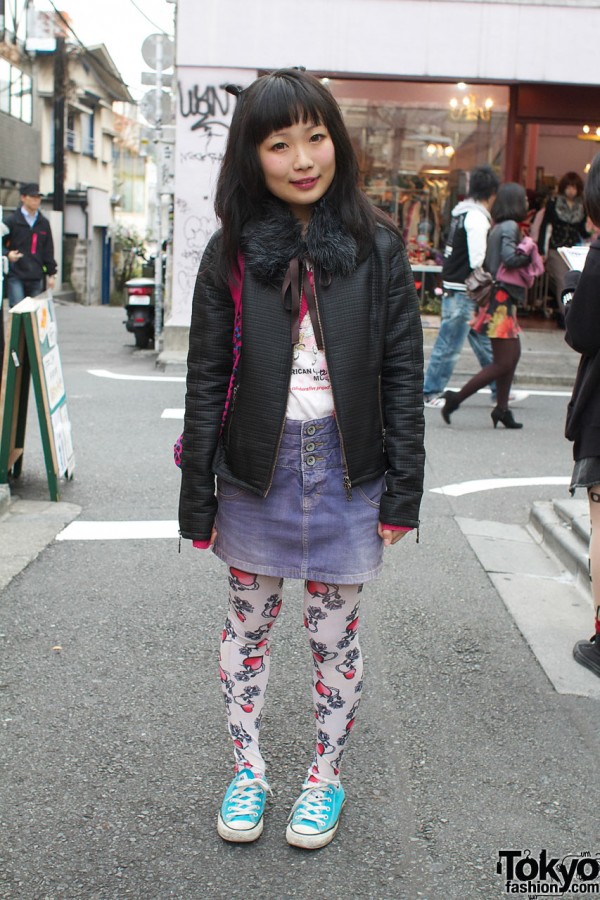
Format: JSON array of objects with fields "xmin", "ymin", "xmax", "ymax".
[
  {"xmin": 538, "ymin": 171, "xmax": 589, "ymax": 326},
  {"xmin": 564, "ymin": 154, "xmax": 600, "ymax": 678},
  {"xmin": 441, "ymin": 182, "xmax": 539, "ymax": 429},
  {"xmin": 178, "ymin": 69, "xmax": 425, "ymax": 849}
]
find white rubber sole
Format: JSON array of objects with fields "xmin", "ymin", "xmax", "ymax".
[
  {"xmin": 285, "ymin": 804, "xmax": 344, "ymax": 850},
  {"xmin": 217, "ymin": 813, "xmax": 264, "ymax": 843}
]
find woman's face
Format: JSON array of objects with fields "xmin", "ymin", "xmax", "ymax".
[
  {"xmin": 258, "ymin": 120, "xmax": 336, "ymax": 224},
  {"xmin": 564, "ymin": 184, "xmax": 578, "ymax": 200}
]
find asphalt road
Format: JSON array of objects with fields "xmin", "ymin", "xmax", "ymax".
[{"xmin": 1, "ymin": 304, "xmax": 598, "ymax": 900}]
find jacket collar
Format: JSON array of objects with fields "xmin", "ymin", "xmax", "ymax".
[{"xmin": 241, "ymin": 197, "xmax": 358, "ymax": 286}]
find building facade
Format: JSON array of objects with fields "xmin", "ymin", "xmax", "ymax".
[{"xmin": 165, "ymin": 0, "xmax": 600, "ymax": 347}]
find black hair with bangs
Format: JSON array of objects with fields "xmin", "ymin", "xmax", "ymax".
[{"xmin": 214, "ymin": 68, "xmax": 378, "ymax": 284}]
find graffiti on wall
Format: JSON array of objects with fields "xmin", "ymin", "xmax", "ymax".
[{"xmin": 171, "ymin": 69, "xmax": 256, "ymax": 326}]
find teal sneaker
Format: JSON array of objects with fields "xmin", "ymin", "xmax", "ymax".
[
  {"xmin": 286, "ymin": 781, "xmax": 346, "ymax": 849},
  {"xmin": 217, "ymin": 769, "xmax": 270, "ymax": 843}
]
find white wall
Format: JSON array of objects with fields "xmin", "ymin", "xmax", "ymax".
[
  {"xmin": 169, "ymin": 67, "xmax": 255, "ymax": 326},
  {"xmin": 177, "ymin": 0, "xmax": 600, "ymax": 87}
]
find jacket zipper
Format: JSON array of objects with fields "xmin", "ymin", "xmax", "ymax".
[
  {"xmin": 225, "ymin": 383, "xmax": 239, "ymax": 447},
  {"xmin": 309, "ymin": 262, "xmax": 353, "ymax": 501},
  {"xmin": 264, "ymin": 267, "xmax": 296, "ymax": 496},
  {"xmin": 378, "ymin": 373, "xmax": 386, "ymax": 453},
  {"xmin": 264, "ymin": 368, "xmax": 292, "ymax": 497}
]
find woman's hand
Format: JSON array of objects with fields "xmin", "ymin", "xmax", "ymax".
[
  {"xmin": 192, "ymin": 527, "xmax": 218, "ymax": 550},
  {"xmin": 378, "ymin": 524, "xmax": 408, "ymax": 546}
]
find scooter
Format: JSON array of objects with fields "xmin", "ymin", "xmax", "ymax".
[{"xmin": 124, "ymin": 277, "xmax": 155, "ymax": 349}]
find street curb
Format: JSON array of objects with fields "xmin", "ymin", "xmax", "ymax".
[
  {"xmin": 529, "ymin": 499, "xmax": 590, "ymax": 596},
  {"xmin": 0, "ymin": 498, "xmax": 81, "ymax": 593}
]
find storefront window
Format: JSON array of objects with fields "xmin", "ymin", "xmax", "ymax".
[{"xmin": 329, "ymin": 79, "xmax": 509, "ymax": 260}]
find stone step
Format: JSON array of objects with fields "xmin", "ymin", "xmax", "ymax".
[{"xmin": 529, "ymin": 498, "xmax": 590, "ymax": 597}]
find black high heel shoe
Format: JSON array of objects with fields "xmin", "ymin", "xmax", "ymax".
[
  {"xmin": 491, "ymin": 407, "xmax": 523, "ymax": 429},
  {"xmin": 441, "ymin": 390, "xmax": 460, "ymax": 424}
]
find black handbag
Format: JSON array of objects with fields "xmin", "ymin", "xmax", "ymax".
[{"xmin": 465, "ymin": 267, "xmax": 494, "ymax": 307}]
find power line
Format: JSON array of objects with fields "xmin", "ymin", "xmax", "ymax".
[
  {"xmin": 127, "ymin": 0, "xmax": 169, "ymax": 35},
  {"xmin": 45, "ymin": 0, "xmax": 134, "ymax": 92}
]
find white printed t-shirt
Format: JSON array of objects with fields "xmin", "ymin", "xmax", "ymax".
[{"xmin": 286, "ymin": 309, "xmax": 334, "ymax": 421}]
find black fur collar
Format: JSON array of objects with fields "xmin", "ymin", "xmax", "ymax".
[{"xmin": 241, "ymin": 198, "xmax": 358, "ymax": 286}]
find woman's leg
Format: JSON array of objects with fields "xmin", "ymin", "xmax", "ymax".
[
  {"xmin": 219, "ymin": 568, "xmax": 284, "ymax": 776},
  {"xmin": 574, "ymin": 488, "xmax": 600, "ymax": 677},
  {"xmin": 303, "ymin": 581, "xmax": 364, "ymax": 785},
  {"xmin": 588, "ymin": 488, "xmax": 600, "ymax": 621},
  {"xmin": 453, "ymin": 338, "xmax": 520, "ymax": 406},
  {"xmin": 491, "ymin": 338, "xmax": 521, "ymax": 409}
]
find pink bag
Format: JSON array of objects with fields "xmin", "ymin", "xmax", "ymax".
[{"xmin": 496, "ymin": 236, "xmax": 544, "ymax": 290}]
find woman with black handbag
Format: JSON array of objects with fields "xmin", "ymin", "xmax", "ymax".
[{"xmin": 564, "ymin": 153, "xmax": 600, "ymax": 677}]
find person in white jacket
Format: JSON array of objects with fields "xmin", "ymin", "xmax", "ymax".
[{"xmin": 423, "ymin": 166, "xmax": 499, "ymax": 406}]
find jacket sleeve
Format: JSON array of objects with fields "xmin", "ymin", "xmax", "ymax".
[
  {"xmin": 42, "ymin": 219, "xmax": 57, "ymax": 276},
  {"xmin": 464, "ymin": 208, "xmax": 489, "ymax": 269},
  {"xmin": 379, "ymin": 232, "xmax": 425, "ymax": 529},
  {"xmin": 564, "ymin": 244, "xmax": 600, "ymax": 356},
  {"xmin": 499, "ymin": 221, "xmax": 531, "ymax": 269},
  {"xmin": 178, "ymin": 232, "xmax": 235, "ymax": 541}
]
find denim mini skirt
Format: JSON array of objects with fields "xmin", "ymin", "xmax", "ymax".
[
  {"xmin": 212, "ymin": 415, "xmax": 385, "ymax": 583},
  {"xmin": 570, "ymin": 456, "xmax": 600, "ymax": 494}
]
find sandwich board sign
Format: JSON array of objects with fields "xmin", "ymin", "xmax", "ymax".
[{"xmin": 0, "ymin": 295, "xmax": 74, "ymax": 500}]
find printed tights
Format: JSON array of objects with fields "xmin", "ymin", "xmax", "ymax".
[{"xmin": 219, "ymin": 568, "xmax": 364, "ymax": 785}]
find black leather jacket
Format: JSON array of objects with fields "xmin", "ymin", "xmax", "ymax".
[
  {"xmin": 564, "ymin": 237, "xmax": 600, "ymax": 459},
  {"xmin": 179, "ymin": 221, "xmax": 425, "ymax": 543},
  {"xmin": 3, "ymin": 209, "xmax": 57, "ymax": 280}
]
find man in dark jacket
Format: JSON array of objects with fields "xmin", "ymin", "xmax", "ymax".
[{"xmin": 3, "ymin": 182, "xmax": 57, "ymax": 307}]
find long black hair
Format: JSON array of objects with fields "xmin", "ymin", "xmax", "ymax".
[
  {"xmin": 491, "ymin": 182, "xmax": 528, "ymax": 224},
  {"xmin": 214, "ymin": 68, "xmax": 379, "ymax": 284}
]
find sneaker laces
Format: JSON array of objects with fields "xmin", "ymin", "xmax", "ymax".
[
  {"xmin": 226, "ymin": 774, "xmax": 271, "ymax": 818},
  {"xmin": 288, "ymin": 784, "xmax": 336, "ymax": 828}
]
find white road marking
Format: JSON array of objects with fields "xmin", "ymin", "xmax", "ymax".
[
  {"xmin": 88, "ymin": 368, "xmax": 185, "ymax": 383},
  {"xmin": 57, "ymin": 520, "xmax": 179, "ymax": 541},
  {"xmin": 431, "ymin": 476, "xmax": 571, "ymax": 497},
  {"xmin": 162, "ymin": 409, "xmax": 184, "ymax": 419}
]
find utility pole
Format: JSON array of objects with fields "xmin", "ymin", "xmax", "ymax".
[
  {"xmin": 53, "ymin": 34, "xmax": 65, "ymax": 213},
  {"xmin": 153, "ymin": 34, "xmax": 164, "ymax": 348},
  {"xmin": 140, "ymin": 32, "xmax": 174, "ymax": 349}
]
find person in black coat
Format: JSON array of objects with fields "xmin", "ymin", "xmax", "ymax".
[
  {"xmin": 539, "ymin": 171, "xmax": 589, "ymax": 326},
  {"xmin": 2, "ymin": 183, "xmax": 57, "ymax": 307},
  {"xmin": 178, "ymin": 69, "xmax": 424, "ymax": 850},
  {"xmin": 563, "ymin": 153, "xmax": 600, "ymax": 677}
]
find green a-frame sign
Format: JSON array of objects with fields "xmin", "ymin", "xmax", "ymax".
[{"xmin": 0, "ymin": 296, "xmax": 74, "ymax": 501}]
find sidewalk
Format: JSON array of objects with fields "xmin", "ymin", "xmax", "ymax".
[{"xmin": 420, "ymin": 313, "xmax": 577, "ymax": 387}]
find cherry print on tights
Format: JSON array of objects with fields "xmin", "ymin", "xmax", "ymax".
[{"xmin": 218, "ymin": 568, "xmax": 364, "ymax": 784}]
